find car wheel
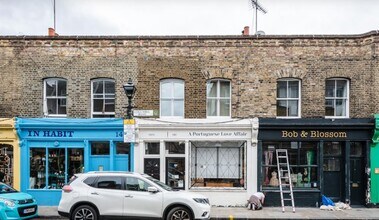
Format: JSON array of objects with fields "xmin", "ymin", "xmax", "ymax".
[
  {"xmin": 167, "ymin": 206, "xmax": 192, "ymax": 220},
  {"xmin": 71, "ymin": 205, "xmax": 98, "ymax": 220}
]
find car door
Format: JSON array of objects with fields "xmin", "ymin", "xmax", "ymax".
[
  {"xmin": 123, "ymin": 176, "xmax": 163, "ymax": 218},
  {"xmin": 87, "ymin": 176, "xmax": 124, "ymax": 216}
]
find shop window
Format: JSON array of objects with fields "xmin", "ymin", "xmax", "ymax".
[
  {"xmin": 29, "ymin": 147, "xmax": 84, "ymax": 189},
  {"xmin": 91, "ymin": 142, "xmax": 110, "ymax": 155},
  {"xmin": 116, "ymin": 142, "xmax": 130, "ymax": 155},
  {"xmin": 145, "ymin": 142, "xmax": 160, "ymax": 155},
  {"xmin": 44, "ymin": 78, "xmax": 67, "ymax": 117},
  {"xmin": 0, "ymin": 144, "xmax": 13, "ymax": 186},
  {"xmin": 323, "ymin": 142, "xmax": 342, "ymax": 156},
  {"xmin": 350, "ymin": 142, "xmax": 363, "ymax": 157},
  {"xmin": 91, "ymin": 78, "xmax": 115, "ymax": 118},
  {"xmin": 166, "ymin": 142, "xmax": 185, "ymax": 154},
  {"xmin": 30, "ymin": 148, "xmax": 46, "ymax": 189},
  {"xmin": 96, "ymin": 176, "xmax": 123, "ymax": 190},
  {"xmin": 325, "ymin": 78, "xmax": 349, "ymax": 118},
  {"xmin": 190, "ymin": 141, "xmax": 245, "ymax": 188},
  {"xmin": 68, "ymin": 149, "xmax": 84, "ymax": 180},
  {"xmin": 160, "ymin": 79, "xmax": 184, "ymax": 117},
  {"xmin": 262, "ymin": 142, "xmax": 318, "ymax": 188},
  {"xmin": 48, "ymin": 149, "xmax": 65, "ymax": 189},
  {"xmin": 207, "ymin": 79, "xmax": 231, "ymax": 117},
  {"xmin": 144, "ymin": 158, "xmax": 160, "ymax": 180},
  {"xmin": 323, "ymin": 142, "xmax": 342, "ymax": 172},
  {"xmin": 276, "ymin": 78, "xmax": 301, "ymax": 118}
]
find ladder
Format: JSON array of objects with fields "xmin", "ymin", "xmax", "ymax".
[{"xmin": 276, "ymin": 149, "xmax": 295, "ymax": 213}]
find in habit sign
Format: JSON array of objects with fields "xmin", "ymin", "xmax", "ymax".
[{"xmin": 123, "ymin": 119, "xmax": 135, "ymax": 143}]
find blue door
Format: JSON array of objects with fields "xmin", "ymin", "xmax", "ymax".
[
  {"xmin": 114, "ymin": 142, "xmax": 131, "ymax": 171},
  {"xmin": 89, "ymin": 142, "xmax": 111, "ymax": 171}
]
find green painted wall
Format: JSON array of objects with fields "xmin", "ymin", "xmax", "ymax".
[
  {"xmin": 372, "ymin": 114, "xmax": 379, "ymax": 204},
  {"xmin": 371, "ymin": 144, "xmax": 379, "ymax": 203}
]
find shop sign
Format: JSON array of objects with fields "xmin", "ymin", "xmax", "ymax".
[
  {"xmin": 188, "ymin": 131, "xmax": 248, "ymax": 137},
  {"xmin": 124, "ymin": 119, "xmax": 135, "ymax": 143},
  {"xmin": 27, "ymin": 130, "xmax": 74, "ymax": 138},
  {"xmin": 281, "ymin": 130, "xmax": 347, "ymax": 139},
  {"xmin": 140, "ymin": 129, "xmax": 251, "ymax": 140}
]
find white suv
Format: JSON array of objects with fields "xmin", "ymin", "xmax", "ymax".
[{"xmin": 58, "ymin": 172, "xmax": 210, "ymax": 220}]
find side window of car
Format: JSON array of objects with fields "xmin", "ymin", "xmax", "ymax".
[
  {"xmin": 96, "ymin": 176, "xmax": 123, "ymax": 190},
  {"xmin": 125, "ymin": 177, "xmax": 150, "ymax": 192},
  {"xmin": 83, "ymin": 177, "xmax": 97, "ymax": 187}
]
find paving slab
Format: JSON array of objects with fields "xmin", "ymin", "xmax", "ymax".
[{"xmin": 36, "ymin": 206, "xmax": 379, "ymax": 220}]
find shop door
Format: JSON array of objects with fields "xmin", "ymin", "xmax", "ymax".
[
  {"xmin": 114, "ymin": 143, "xmax": 131, "ymax": 171},
  {"xmin": 166, "ymin": 158, "xmax": 185, "ymax": 189},
  {"xmin": 323, "ymin": 142, "xmax": 344, "ymax": 202},
  {"xmin": 350, "ymin": 142, "xmax": 366, "ymax": 205},
  {"xmin": 89, "ymin": 142, "xmax": 110, "ymax": 171}
]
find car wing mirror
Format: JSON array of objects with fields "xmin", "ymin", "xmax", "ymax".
[{"xmin": 147, "ymin": 186, "xmax": 159, "ymax": 193}]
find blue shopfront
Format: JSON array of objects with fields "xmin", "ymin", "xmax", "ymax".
[{"xmin": 16, "ymin": 118, "xmax": 133, "ymax": 206}]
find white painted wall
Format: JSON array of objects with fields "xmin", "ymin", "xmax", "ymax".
[{"xmin": 134, "ymin": 118, "xmax": 258, "ymax": 206}]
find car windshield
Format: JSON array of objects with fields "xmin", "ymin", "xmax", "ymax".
[
  {"xmin": 0, "ymin": 183, "xmax": 18, "ymax": 194},
  {"xmin": 145, "ymin": 176, "xmax": 173, "ymax": 191}
]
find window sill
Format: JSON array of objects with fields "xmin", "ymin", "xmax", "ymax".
[
  {"xmin": 262, "ymin": 187, "xmax": 320, "ymax": 192},
  {"xmin": 44, "ymin": 115, "xmax": 67, "ymax": 118},
  {"xmin": 276, "ymin": 116, "xmax": 301, "ymax": 119},
  {"xmin": 325, "ymin": 116, "xmax": 349, "ymax": 119}
]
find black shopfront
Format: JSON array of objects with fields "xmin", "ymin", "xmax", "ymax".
[{"xmin": 258, "ymin": 118, "xmax": 373, "ymax": 207}]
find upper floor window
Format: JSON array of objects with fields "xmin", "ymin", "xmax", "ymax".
[
  {"xmin": 207, "ymin": 79, "xmax": 231, "ymax": 117},
  {"xmin": 277, "ymin": 78, "xmax": 301, "ymax": 118},
  {"xmin": 325, "ymin": 78, "xmax": 349, "ymax": 118},
  {"xmin": 91, "ymin": 79, "xmax": 115, "ymax": 118},
  {"xmin": 43, "ymin": 78, "xmax": 67, "ymax": 117},
  {"xmin": 160, "ymin": 79, "xmax": 184, "ymax": 117}
]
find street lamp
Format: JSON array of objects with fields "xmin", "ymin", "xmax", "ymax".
[{"xmin": 123, "ymin": 78, "xmax": 137, "ymax": 119}]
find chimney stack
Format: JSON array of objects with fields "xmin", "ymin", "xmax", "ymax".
[
  {"xmin": 48, "ymin": 28, "xmax": 58, "ymax": 37},
  {"xmin": 242, "ymin": 26, "xmax": 250, "ymax": 36}
]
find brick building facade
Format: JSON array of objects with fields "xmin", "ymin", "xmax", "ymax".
[
  {"xmin": 1, "ymin": 31, "xmax": 378, "ymax": 118},
  {"xmin": 1, "ymin": 31, "xmax": 379, "ymax": 207}
]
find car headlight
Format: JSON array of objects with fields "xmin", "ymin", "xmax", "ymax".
[
  {"xmin": 0, "ymin": 198, "xmax": 16, "ymax": 207},
  {"xmin": 193, "ymin": 198, "xmax": 209, "ymax": 205}
]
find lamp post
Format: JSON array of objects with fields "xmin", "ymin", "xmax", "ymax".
[{"xmin": 123, "ymin": 78, "xmax": 137, "ymax": 119}]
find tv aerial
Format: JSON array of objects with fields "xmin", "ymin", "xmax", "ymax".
[{"xmin": 250, "ymin": 0, "xmax": 267, "ymax": 34}]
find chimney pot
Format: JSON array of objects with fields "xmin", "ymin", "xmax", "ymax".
[
  {"xmin": 48, "ymin": 28, "xmax": 55, "ymax": 37},
  {"xmin": 243, "ymin": 26, "xmax": 250, "ymax": 36}
]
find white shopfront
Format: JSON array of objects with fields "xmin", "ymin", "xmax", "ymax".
[{"xmin": 134, "ymin": 118, "xmax": 258, "ymax": 206}]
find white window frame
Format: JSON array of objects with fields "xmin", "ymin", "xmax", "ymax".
[
  {"xmin": 325, "ymin": 78, "xmax": 349, "ymax": 119},
  {"xmin": 159, "ymin": 79, "xmax": 185, "ymax": 118},
  {"xmin": 206, "ymin": 79, "xmax": 231, "ymax": 118},
  {"xmin": 43, "ymin": 78, "xmax": 67, "ymax": 117},
  {"xmin": 91, "ymin": 78, "xmax": 115, "ymax": 118},
  {"xmin": 276, "ymin": 78, "xmax": 301, "ymax": 119}
]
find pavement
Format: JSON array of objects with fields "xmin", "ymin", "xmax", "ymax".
[{"xmin": 35, "ymin": 206, "xmax": 379, "ymax": 220}]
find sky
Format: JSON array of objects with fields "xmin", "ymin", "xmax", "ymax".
[{"xmin": 0, "ymin": 0, "xmax": 378, "ymax": 36}]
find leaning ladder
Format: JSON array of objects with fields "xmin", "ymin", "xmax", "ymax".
[{"xmin": 276, "ymin": 149, "xmax": 296, "ymax": 213}]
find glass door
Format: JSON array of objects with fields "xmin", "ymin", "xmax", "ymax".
[
  {"xmin": 166, "ymin": 158, "xmax": 185, "ymax": 189},
  {"xmin": 0, "ymin": 144, "xmax": 13, "ymax": 186}
]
